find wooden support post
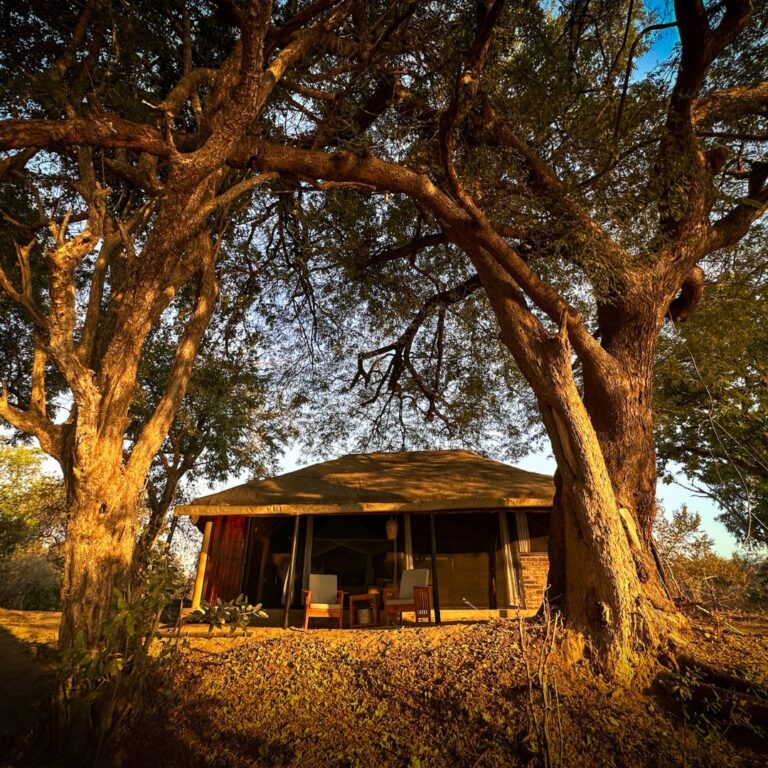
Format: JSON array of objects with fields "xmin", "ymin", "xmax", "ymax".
[
  {"xmin": 191, "ymin": 519, "xmax": 213, "ymax": 611},
  {"xmin": 302, "ymin": 515, "xmax": 314, "ymax": 590},
  {"xmin": 256, "ymin": 535, "xmax": 270, "ymax": 605},
  {"xmin": 429, "ymin": 512, "xmax": 441, "ymax": 625},
  {"xmin": 282, "ymin": 515, "xmax": 301, "ymax": 629},
  {"xmin": 404, "ymin": 513, "xmax": 414, "ymax": 570},
  {"xmin": 514, "ymin": 511, "xmax": 531, "ymax": 609}
]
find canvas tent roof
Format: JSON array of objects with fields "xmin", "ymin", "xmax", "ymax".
[{"xmin": 175, "ymin": 450, "xmax": 554, "ymax": 518}]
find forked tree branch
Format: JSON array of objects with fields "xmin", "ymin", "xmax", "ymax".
[{"xmin": 355, "ymin": 274, "xmax": 482, "ymax": 425}]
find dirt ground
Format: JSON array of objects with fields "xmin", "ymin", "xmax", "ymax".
[{"xmin": 1, "ymin": 609, "xmax": 767, "ymax": 768}]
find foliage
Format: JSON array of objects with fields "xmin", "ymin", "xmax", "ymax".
[
  {"xmin": 0, "ymin": 439, "xmax": 65, "ymax": 559},
  {"xmin": 56, "ymin": 549, "xmax": 188, "ymax": 764},
  {"xmin": 654, "ymin": 505, "xmax": 716, "ymax": 562},
  {"xmin": 132, "ymin": 288, "xmax": 295, "ymax": 555},
  {"xmin": 0, "ymin": 550, "xmax": 61, "ymax": 610},
  {"xmin": 187, "ymin": 594, "xmax": 268, "ymax": 637},
  {"xmin": 656, "ymin": 249, "xmax": 768, "ymax": 547},
  {"xmin": 667, "ymin": 663, "xmax": 767, "ymax": 742},
  {"xmin": 654, "ymin": 506, "xmax": 768, "ymax": 611}
]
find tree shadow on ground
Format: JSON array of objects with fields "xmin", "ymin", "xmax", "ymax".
[{"xmin": 0, "ymin": 624, "xmax": 55, "ymax": 765}]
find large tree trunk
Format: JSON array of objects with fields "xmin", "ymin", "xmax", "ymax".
[
  {"xmin": 451, "ymin": 236, "xmax": 686, "ymax": 680},
  {"xmin": 584, "ymin": 294, "xmax": 667, "ymax": 541},
  {"xmin": 541, "ymin": 295, "xmax": 686, "ymax": 680},
  {"xmin": 58, "ymin": 442, "xmax": 142, "ymax": 651},
  {"xmin": 539, "ymin": 362, "xmax": 678, "ymax": 680}
]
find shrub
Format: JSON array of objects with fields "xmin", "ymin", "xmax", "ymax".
[
  {"xmin": 0, "ymin": 551, "xmax": 61, "ymax": 610},
  {"xmin": 187, "ymin": 594, "xmax": 268, "ymax": 636}
]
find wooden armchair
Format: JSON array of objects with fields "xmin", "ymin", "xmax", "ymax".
[
  {"xmin": 303, "ymin": 574, "xmax": 345, "ymax": 629},
  {"xmin": 383, "ymin": 568, "xmax": 431, "ymax": 623}
]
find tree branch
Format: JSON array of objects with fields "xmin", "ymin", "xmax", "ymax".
[
  {"xmin": 126, "ymin": 235, "xmax": 219, "ymax": 485},
  {"xmin": 367, "ymin": 233, "xmax": 447, "ymax": 267},
  {"xmin": 0, "ymin": 384, "xmax": 62, "ymax": 460},
  {"xmin": 667, "ymin": 265, "xmax": 705, "ymax": 322},
  {"xmin": 693, "ymin": 81, "xmax": 768, "ymax": 124},
  {"xmin": 0, "ymin": 114, "xmax": 170, "ymax": 157},
  {"xmin": 355, "ymin": 274, "xmax": 482, "ymax": 425},
  {"xmin": 0, "ymin": 243, "xmax": 48, "ymax": 330},
  {"xmin": 706, "ymin": 184, "xmax": 768, "ymax": 252},
  {"xmin": 439, "ymin": 0, "xmax": 505, "ymax": 211}
]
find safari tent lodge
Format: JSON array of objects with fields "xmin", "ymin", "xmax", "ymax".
[{"xmin": 176, "ymin": 450, "xmax": 553, "ymax": 623}]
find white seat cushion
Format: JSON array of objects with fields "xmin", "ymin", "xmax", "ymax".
[
  {"xmin": 308, "ymin": 603, "xmax": 341, "ymax": 610},
  {"xmin": 398, "ymin": 568, "xmax": 430, "ymax": 599},
  {"xmin": 308, "ymin": 574, "xmax": 338, "ymax": 604}
]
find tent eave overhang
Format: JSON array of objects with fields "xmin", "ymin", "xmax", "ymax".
[{"xmin": 174, "ymin": 495, "xmax": 553, "ymax": 518}]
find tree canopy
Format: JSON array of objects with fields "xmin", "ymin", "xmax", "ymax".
[{"xmin": 656, "ymin": 229, "xmax": 768, "ymax": 546}]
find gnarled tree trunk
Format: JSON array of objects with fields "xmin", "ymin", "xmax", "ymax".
[{"xmin": 58, "ymin": 455, "xmax": 141, "ymax": 651}]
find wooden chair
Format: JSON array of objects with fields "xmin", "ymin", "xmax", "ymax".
[
  {"xmin": 413, "ymin": 585, "xmax": 432, "ymax": 624},
  {"xmin": 303, "ymin": 574, "xmax": 345, "ymax": 629},
  {"xmin": 383, "ymin": 568, "xmax": 431, "ymax": 623}
]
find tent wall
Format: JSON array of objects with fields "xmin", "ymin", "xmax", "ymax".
[{"xmin": 202, "ymin": 515, "xmax": 248, "ymax": 604}]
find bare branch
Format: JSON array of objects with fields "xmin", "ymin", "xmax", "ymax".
[
  {"xmin": 355, "ymin": 274, "xmax": 482, "ymax": 425},
  {"xmin": 30, "ymin": 332, "xmax": 47, "ymax": 415},
  {"xmin": 0, "ymin": 254, "xmax": 48, "ymax": 330},
  {"xmin": 613, "ymin": 21, "xmax": 678, "ymax": 141},
  {"xmin": 0, "ymin": 115, "xmax": 169, "ymax": 157},
  {"xmin": 368, "ymin": 233, "xmax": 447, "ymax": 267},
  {"xmin": 439, "ymin": 0, "xmax": 505, "ymax": 211},
  {"xmin": 193, "ymin": 172, "xmax": 278, "ymax": 225},
  {"xmin": 706, "ymin": 184, "xmax": 768, "ymax": 252},
  {"xmin": 77, "ymin": 202, "xmax": 154, "ymax": 364},
  {"xmin": 0, "ymin": 148, "xmax": 37, "ymax": 180},
  {"xmin": 158, "ymin": 68, "xmax": 217, "ymax": 115}
]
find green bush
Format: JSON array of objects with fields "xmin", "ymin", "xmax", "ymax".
[
  {"xmin": 0, "ymin": 551, "xmax": 61, "ymax": 610},
  {"xmin": 187, "ymin": 594, "xmax": 268, "ymax": 636}
]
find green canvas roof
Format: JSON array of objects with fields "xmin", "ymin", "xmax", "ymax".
[{"xmin": 175, "ymin": 450, "xmax": 554, "ymax": 518}]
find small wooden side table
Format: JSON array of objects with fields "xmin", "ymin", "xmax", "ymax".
[{"xmin": 349, "ymin": 593, "xmax": 379, "ymax": 628}]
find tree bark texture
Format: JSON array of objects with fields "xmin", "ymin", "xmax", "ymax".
[{"xmin": 58, "ymin": 461, "xmax": 141, "ymax": 650}]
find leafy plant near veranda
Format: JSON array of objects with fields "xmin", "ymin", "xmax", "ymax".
[{"xmin": 187, "ymin": 594, "xmax": 268, "ymax": 637}]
